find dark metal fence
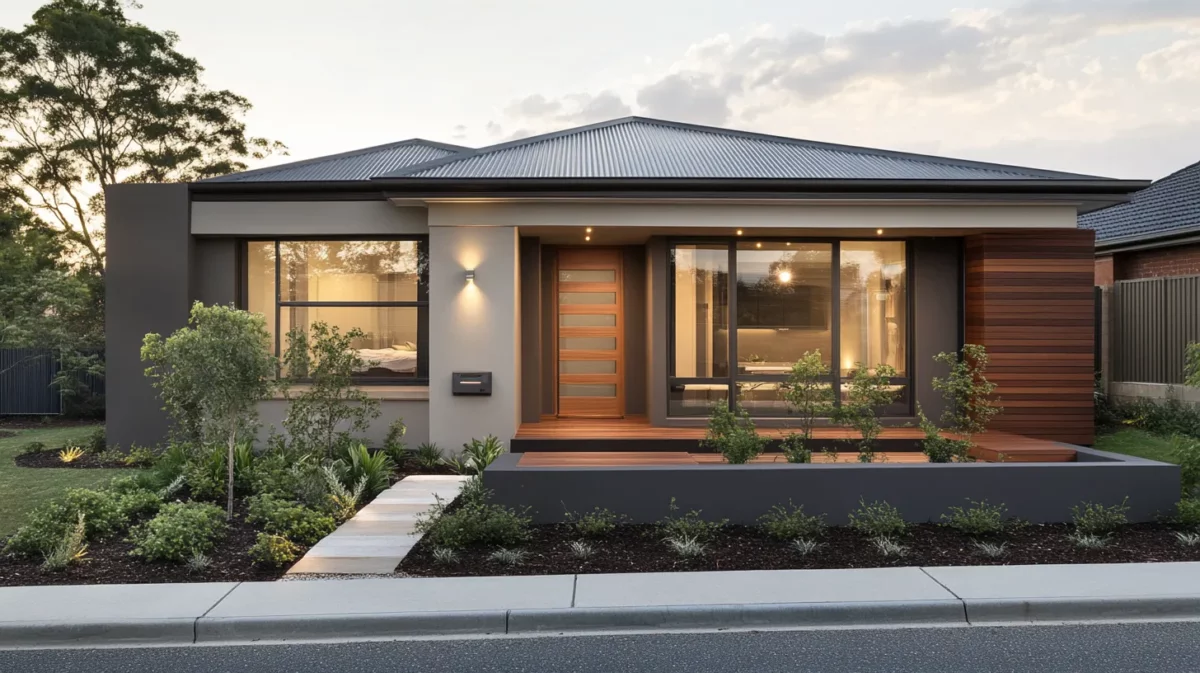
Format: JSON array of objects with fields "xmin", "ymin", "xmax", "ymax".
[
  {"xmin": 1110, "ymin": 275, "xmax": 1200, "ymax": 384},
  {"xmin": 0, "ymin": 349, "xmax": 105, "ymax": 416}
]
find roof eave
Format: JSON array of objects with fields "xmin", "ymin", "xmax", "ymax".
[{"xmin": 1095, "ymin": 226, "xmax": 1200, "ymax": 253}]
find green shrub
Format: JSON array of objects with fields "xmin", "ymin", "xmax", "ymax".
[
  {"xmin": 116, "ymin": 488, "xmax": 165, "ymax": 521},
  {"xmin": 780, "ymin": 433, "xmax": 812, "ymax": 464},
  {"xmin": 835, "ymin": 363, "xmax": 901, "ymax": 462},
  {"xmin": 18, "ymin": 441, "xmax": 45, "ymax": 455},
  {"xmin": 232, "ymin": 444, "xmax": 255, "ymax": 488},
  {"xmin": 1175, "ymin": 499, "xmax": 1200, "ymax": 529},
  {"xmin": 5, "ymin": 488, "xmax": 133, "ymax": 558},
  {"xmin": 129, "ymin": 502, "xmax": 227, "ymax": 563},
  {"xmin": 83, "ymin": 428, "xmax": 107, "ymax": 455},
  {"xmin": 758, "ymin": 502, "xmax": 826, "ymax": 540},
  {"xmin": 384, "ymin": 418, "xmax": 408, "ymax": 463},
  {"xmin": 658, "ymin": 498, "xmax": 727, "ymax": 542},
  {"xmin": 416, "ymin": 494, "xmax": 531, "ymax": 549},
  {"xmin": 565, "ymin": 507, "xmax": 624, "ymax": 538},
  {"xmin": 331, "ymin": 443, "xmax": 394, "ymax": 498},
  {"xmin": 781, "ymin": 351, "xmax": 835, "ymax": 442},
  {"xmin": 1174, "ymin": 434, "xmax": 1200, "ymax": 498},
  {"xmin": 414, "ymin": 442, "xmax": 444, "ymax": 469},
  {"xmin": 848, "ymin": 499, "xmax": 906, "ymax": 537},
  {"xmin": 701, "ymin": 403, "xmax": 766, "ymax": 464},
  {"xmin": 461, "ymin": 435, "xmax": 505, "ymax": 473},
  {"xmin": 248, "ymin": 533, "xmax": 302, "ymax": 566},
  {"xmin": 1115, "ymin": 398, "xmax": 1200, "ymax": 438},
  {"xmin": 1070, "ymin": 498, "xmax": 1129, "ymax": 536},
  {"xmin": 246, "ymin": 494, "xmax": 336, "ymax": 545},
  {"xmin": 941, "ymin": 499, "xmax": 1007, "ymax": 536},
  {"xmin": 932, "ymin": 344, "xmax": 1001, "ymax": 441},
  {"xmin": 918, "ymin": 404, "xmax": 972, "ymax": 463},
  {"xmin": 183, "ymin": 446, "xmax": 227, "ymax": 502}
]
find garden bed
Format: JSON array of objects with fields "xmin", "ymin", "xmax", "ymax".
[
  {"xmin": 14, "ymin": 449, "xmax": 129, "ymax": 470},
  {"xmin": 398, "ymin": 522, "xmax": 1200, "ymax": 578},
  {"xmin": 0, "ymin": 503, "xmax": 299, "ymax": 587}
]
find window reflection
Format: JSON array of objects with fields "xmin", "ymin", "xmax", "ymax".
[
  {"xmin": 736, "ymin": 243, "xmax": 832, "ymax": 374},
  {"xmin": 673, "ymin": 245, "xmax": 729, "ymax": 378},
  {"xmin": 839, "ymin": 242, "xmax": 907, "ymax": 376}
]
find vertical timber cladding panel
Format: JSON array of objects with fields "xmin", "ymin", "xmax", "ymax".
[{"xmin": 965, "ymin": 230, "xmax": 1095, "ymax": 445}]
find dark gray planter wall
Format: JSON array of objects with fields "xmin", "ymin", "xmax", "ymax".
[
  {"xmin": 484, "ymin": 448, "xmax": 1179, "ymax": 525},
  {"xmin": 105, "ymin": 184, "xmax": 192, "ymax": 449}
]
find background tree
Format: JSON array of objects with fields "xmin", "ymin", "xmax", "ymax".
[
  {"xmin": 141, "ymin": 303, "xmax": 277, "ymax": 519},
  {"xmin": 0, "ymin": 0, "xmax": 285, "ymax": 270}
]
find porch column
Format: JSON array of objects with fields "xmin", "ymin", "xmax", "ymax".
[
  {"xmin": 964, "ymin": 229, "xmax": 1095, "ymax": 445},
  {"xmin": 427, "ymin": 218, "xmax": 521, "ymax": 452}
]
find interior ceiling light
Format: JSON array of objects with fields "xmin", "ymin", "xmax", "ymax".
[
  {"xmin": 786, "ymin": 242, "xmax": 791, "ymax": 246},
  {"xmin": 585, "ymin": 235, "xmax": 591, "ymax": 242},
  {"xmin": 777, "ymin": 270, "xmax": 792, "ymax": 283},
  {"xmin": 756, "ymin": 242, "xmax": 763, "ymax": 248},
  {"xmin": 586, "ymin": 227, "xmax": 593, "ymax": 233},
  {"xmin": 736, "ymin": 229, "xmax": 744, "ymax": 236},
  {"xmin": 876, "ymin": 228, "xmax": 884, "ymax": 235}
]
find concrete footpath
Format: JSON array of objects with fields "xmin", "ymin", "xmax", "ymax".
[{"xmin": 3, "ymin": 562, "xmax": 1200, "ymax": 649}]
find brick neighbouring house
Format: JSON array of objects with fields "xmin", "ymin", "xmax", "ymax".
[{"xmin": 1082, "ymin": 160, "xmax": 1200, "ymax": 286}]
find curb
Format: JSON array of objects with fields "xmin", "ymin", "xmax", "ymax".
[
  {"xmin": 196, "ymin": 610, "xmax": 507, "ymax": 644},
  {"xmin": 507, "ymin": 600, "xmax": 965, "ymax": 634},
  {"xmin": 0, "ymin": 619, "xmax": 197, "ymax": 649},
  {"xmin": 964, "ymin": 596, "xmax": 1200, "ymax": 624}
]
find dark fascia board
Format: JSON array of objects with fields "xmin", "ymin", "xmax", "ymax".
[
  {"xmin": 376, "ymin": 115, "xmax": 1114, "ymax": 180},
  {"xmin": 199, "ymin": 138, "xmax": 471, "ymax": 183},
  {"xmin": 189, "ymin": 177, "xmax": 1150, "ymax": 204},
  {"xmin": 1096, "ymin": 226, "xmax": 1200, "ymax": 253}
]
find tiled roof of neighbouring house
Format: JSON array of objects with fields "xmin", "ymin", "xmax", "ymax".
[
  {"xmin": 203, "ymin": 139, "xmax": 467, "ymax": 182},
  {"xmin": 1080, "ymin": 160, "xmax": 1200, "ymax": 244},
  {"xmin": 379, "ymin": 117, "xmax": 1108, "ymax": 181}
]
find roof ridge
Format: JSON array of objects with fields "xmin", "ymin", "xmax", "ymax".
[
  {"xmin": 377, "ymin": 116, "xmax": 1106, "ymax": 180},
  {"xmin": 204, "ymin": 138, "xmax": 470, "ymax": 182}
]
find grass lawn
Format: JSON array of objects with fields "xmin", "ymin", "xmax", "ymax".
[
  {"xmin": 1094, "ymin": 427, "xmax": 1180, "ymax": 464},
  {"xmin": 0, "ymin": 424, "xmax": 129, "ymax": 537}
]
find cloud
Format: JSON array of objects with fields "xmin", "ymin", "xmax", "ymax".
[
  {"xmin": 635, "ymin": 72, "xmax": 732, "ymax": 125},
  {"xmin": 475, "ymin": 0, "xmax": 1200, "ymax": 178}
]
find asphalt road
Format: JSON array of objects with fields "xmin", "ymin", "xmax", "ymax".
[{"xmin": 4, "ymin": 621, "xmax": 1200, "ymax": 673}]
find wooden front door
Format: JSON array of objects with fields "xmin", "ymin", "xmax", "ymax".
[{"xmin": 555, "ymin": 248, "xmax": 624, "ymax": 418}]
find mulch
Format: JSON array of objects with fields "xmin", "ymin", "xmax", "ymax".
[
  {"xmin": 14, "ymin": 449, "xmax": 128, "ymax": 470},
  {"xmin": 398, "ymin": 522, "xmax": 1200, "ymax": 577},
  {"xmin": 0, "ymin": 504, "xmax": 298, "ymax": 587}
]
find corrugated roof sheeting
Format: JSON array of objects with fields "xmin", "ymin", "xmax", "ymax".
[
  {"xmin": 1080, "ymin": 161, "xmax": 1200, "ymax": 243},
  {"xmin": 206, "ymin": 141, "xmax": 463, "ymax": 182},
  {"xmin": 395, "ymin": 119, "xmax": 1097, "ymax": 180}
]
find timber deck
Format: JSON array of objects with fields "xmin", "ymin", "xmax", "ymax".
[{"xmin": 514, "ymin": 415, "xmax": 1078, "ymax": 463}]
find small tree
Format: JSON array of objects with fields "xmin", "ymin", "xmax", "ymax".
[
  {"xmin": 280, "ymin": 322, "xmax": 380, "ymax": 457},
  {"xmin": 917, "ymin": 403, "xmax": 972, "ymax": 463},
  {"xmin": 701, "ymin": 402, "xmax": 767, "ymax": 464},
  {"xmin": 780, "ymin": 350, "xmax": 835, "ymax": 455},
  {"xmin": 835, "ymin": 363, "xmax": 901, "ymax": 463},
  {"xmin": 141, "ymin": 303, "xmax": 276, "ymax": 519},
  {"xmin": 932, "ymin": 344, "xmax": 1001, "ymax": 443}
]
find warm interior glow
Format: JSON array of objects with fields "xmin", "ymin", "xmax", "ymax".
[
  {"xmin": 777, "ymin": 270, "xmax": 792, "ymax": 283},
  {"xmin": 585, "ymin": 235, "xmax": 591, "ymax": 241},
  {"xmin": 586, "ymin": 227, "xmax": 593, "ymax": 233},
  {"xmin": 736, "ymin": 229, "xmax": 743, "ymax": 235},
  {"xmin": 876, "ymin": 228, "xmax": 884, "ymax": 235},
  {"xmin": 755, "ymin": 242, "xmax": 762, "ymax": 248}
]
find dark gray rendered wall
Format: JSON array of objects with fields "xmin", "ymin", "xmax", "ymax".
[
  {"xmin": 485, "ymin": 447, "xmax": 1179, "ymax": 525},
  {"xmin": 646, "ymin": 237, "xmax": 669, "ymax": 425},
  {"xmin": 105, "ymin": 184, "xmax": 192, "ymax": 449},
  {"xmin": 519, "ymin": 237, "xmax": 542, "ymax": 424},
  {"xmin": 192, "ymin": 238, "xmax": 238, "ymax": 306},
  {"xmin": 912, "ymin": 238, "xmax": 961, "ymax": 422},
  {"xmin": 623, "ymin": 246, "xmax": 647, "ymax": 415}
]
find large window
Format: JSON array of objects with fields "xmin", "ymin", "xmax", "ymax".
[
  {"xmin": 245, "ymin": 239, "xmax": 428, "ymax": 383},
  {"xmin": 670, "ymin": 239, "xmax": 910, "ymax": 417}
]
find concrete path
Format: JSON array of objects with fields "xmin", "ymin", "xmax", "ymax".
[
  {"xmin": 5, "ymin": 562, "xmax": 1200, "ymax": 648},
  {"xmin": 288, "ymin": 475, "xmax": 467, "ymax": 575}
]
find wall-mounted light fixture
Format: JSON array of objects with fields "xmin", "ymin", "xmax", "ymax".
[{"xmin": 464, "ymin": 269, "xmax": 476, "ymax": 283}]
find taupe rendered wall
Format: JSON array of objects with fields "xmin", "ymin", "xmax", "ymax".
[
  {"xmin": 105, "ymin": 184, "xmax": 192, "ymax": 449},
  {"xmin": 426, "ymin": 216, "xmax": 521, "ymax": 453}
]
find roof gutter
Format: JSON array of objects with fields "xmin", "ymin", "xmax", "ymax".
[{"xmin": 1096, "ymin": 228, "xmax": 1200, "ymax": 254}]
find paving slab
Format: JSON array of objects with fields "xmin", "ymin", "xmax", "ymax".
[
  {"xmin": 303, "ymin": 545, "xmax": 414, "ymax": 558},
  {"xmin": 924, "ymin": 562, "xmax": 1200, "ymax": 599},
  {"xmin": 287, "ymin": 556, "xmax": 400, "ymax": 574},
  {"xmin": 327, "ymin": 519, "xmax": 419, "ymax": 536},
  {"xmin": 314, "ymin": 534, "xmax": 420, "ymax": 548},
  {"xmin": 0, "ymin": 582, "xmax": 237, "ymax": 647},
  {"xmin": 574, "ymin": 568, "xmax": 957, "ymax": 608}
]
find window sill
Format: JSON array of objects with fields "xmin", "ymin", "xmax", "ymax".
[{"xmin": 268, "ymin": 385, "xmax": 430, "ymax": 402}]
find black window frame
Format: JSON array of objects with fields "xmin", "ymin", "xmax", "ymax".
[
  {"xmin": 239, "ymin": 235, "xmax": 429, "ymax": 385},
  {"xmin": 668, "ymin": 236, "xmax": 914, "ymax": 418}
]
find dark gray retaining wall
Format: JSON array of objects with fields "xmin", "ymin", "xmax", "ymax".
[{"xmin": 484, "ymin": 447, "xmax": 1179, "ymax": 524}]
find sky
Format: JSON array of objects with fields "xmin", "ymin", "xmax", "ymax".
[{"xmin": 3, "ymin": 0, "xmax": 1199, "ymax": 179}]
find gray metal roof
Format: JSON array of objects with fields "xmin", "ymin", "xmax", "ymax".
[
  {"xmin": 205, "ymin": 139, "xmax": 468, "ymax": 182},
  {"xmin": 1080, "ymin": 161, "xmax": 1200, "ymax": 245},
  {"xmin": 381, "ymin": 117, "xmax": 1107, "ymax": 181}
]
